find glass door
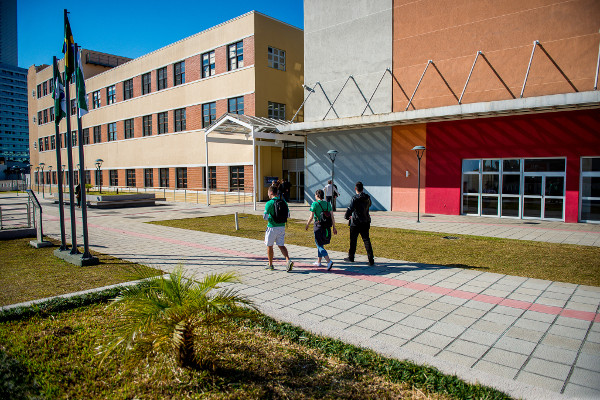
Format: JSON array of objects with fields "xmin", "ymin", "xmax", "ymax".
[
  {"xmin": 523, "ymin": 158, "xmax": 565, "ymax": 221},
  {"xmin": 581, "ymin": 157, "xmax": 600, "ymax": 223}
]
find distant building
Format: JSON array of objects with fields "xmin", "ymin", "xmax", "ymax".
[
  {"xmin": 28, "ymin": 12, "xmax": 304, "ymax": 203},
  {"xmin": 0, "ymin": 0, "xmax": 18, "ymax": 66}
]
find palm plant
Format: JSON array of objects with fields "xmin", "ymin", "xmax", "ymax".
[{"xmin": 99, "ymin": 266, "xmax": 255, "ymax": 370}]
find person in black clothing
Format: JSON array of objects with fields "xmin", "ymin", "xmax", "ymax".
[
  {"xmin": 281, "ymin": 178, "xmax": 291, "ymax": 202},
  {"xmin": 344, "ymin": 181, "xmax": 374, "ymax": 265}
]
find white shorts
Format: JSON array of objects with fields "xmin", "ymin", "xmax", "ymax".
[{"xmin": 265, "ymin": 226, "xmax": 285, "ymax": 247}]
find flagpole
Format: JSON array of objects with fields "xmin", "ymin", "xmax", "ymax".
[
  {"xmin": 53, "ymin": 57, "xmax": 68, "ymax": 251},
  {"xmin": 64, "ymin": 8, "xmax": 79, "ymax": 255},
  {"xmin": 75, "ymin": 44, "xmax": 92, "ymax": 259}
]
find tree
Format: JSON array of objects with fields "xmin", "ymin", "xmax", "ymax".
[{"xmin": 99, "ymin": 267, "xmax": 255, "ymax": 369}]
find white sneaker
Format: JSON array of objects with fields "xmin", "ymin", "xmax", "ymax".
[
  {"xmin": 326, "ymin": 260, "xmax": 334, "ymax": 271},
  {"xmin": 313, "ymin": 261, "xmax": 322, "ymax": 267},
  {"xmin": 286, "ymin": 260, "xmax": 294, "ymax": 272}
]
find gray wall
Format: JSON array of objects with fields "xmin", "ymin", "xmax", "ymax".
[
  {"xmin": 305, "ymin": 127, "xmax": 391, "ymax": 211},
  {"xmin": 304, "ymin": 0, "xmax": 393, "ymax": 121}
]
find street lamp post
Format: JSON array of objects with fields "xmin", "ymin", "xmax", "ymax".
[
  {"xmin": 35, "ymin": 166, "xmax": 40, "ymax": 192},
  {"xmin": 95, "ymin": 159, "xmax": 103, "ymax": 193},
  {"xmin": 48, "ymin": 166, "xmax": 53, "ymax": 195},
  {"xmin": 411, "ymin": 146, "xmax": 426, "ymax": 223},
  {"xmin": 62, "ymin": 164, "xmax": 66, "ymax": 193},
  {"xmin": 39, "ymin": 163, "xmax": 45, "ymax": 198},
  {"xmin": 327, "ymin": 150, "xmax": 338, "ymax": 210}
]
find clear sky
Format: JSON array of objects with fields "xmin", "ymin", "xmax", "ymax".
[{"xmin": 17, "ymin": 0, "xmax": 304, "ymax": 69}]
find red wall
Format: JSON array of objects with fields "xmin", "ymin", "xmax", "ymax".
[{"xmin": 425, "ymin": 109, "xmax": 600, "ymax": 222}]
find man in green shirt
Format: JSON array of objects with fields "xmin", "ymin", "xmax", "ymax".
[{"xmin": 264, "ymin": 185, "xmax": 293, "ymax": 271}]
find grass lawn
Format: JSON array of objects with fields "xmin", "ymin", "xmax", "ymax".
[
  {"xmin": 150, "ymin": 214, "xmax": 600, "ymax": 287},
  {"xmin": 0, "ymin": 237, "xmax": 160, "ymax": 306}
]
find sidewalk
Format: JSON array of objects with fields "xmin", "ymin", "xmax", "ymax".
[{"xmin": 30, "ymin": 200, "xmax": 600, "ymax": 399}]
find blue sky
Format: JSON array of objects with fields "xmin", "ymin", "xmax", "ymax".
[{"xmin": 17, "ymin": 0, "xmax": 303, "ymax": 69}]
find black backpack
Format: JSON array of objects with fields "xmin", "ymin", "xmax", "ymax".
[
  {"xmin": 272, "ymin": 198, "xmax": 289, "ymax": 224},
  {"xmin": 318, "ymin": 202, "xmax": 332, "ymax": 229}
]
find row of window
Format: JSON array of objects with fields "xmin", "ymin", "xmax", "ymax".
[{"xmin": 36, "ymin": 79, "xmax": 54, "ymax": 99}]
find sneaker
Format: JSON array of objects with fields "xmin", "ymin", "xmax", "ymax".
[
  {"xmin": 313, "ymin": 261, "xmax": 322, "ymax": 267},
  {"xmin": 343, "ymin": 257, "xmax": 354, "ymax": 262},
  {"xmin": 286, "ymin": 260, "xmax": 294, "ymax": 272},
  {"xmin": 265, "ymin": 264, "xmax": 274, "ymax": 270},
  {"xmin": 368, "ymin": 259, "xmax": 375, "ymax": 266},
  {"xmin": 326, "ymin": 260, "xmax": 334, "ymax": 271}
]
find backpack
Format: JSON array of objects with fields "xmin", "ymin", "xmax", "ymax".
[
  {"xmin": 318, "ymin": 201, "xmax": 332, "ymax": 229},
  {"xmin": 272, "ymin": 198, "xmax": 289, "ymax": 224}
]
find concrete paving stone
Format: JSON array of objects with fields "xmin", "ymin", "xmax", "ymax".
[
  {"xmin": 373, "ymin": 309, "xmax": 408, "ymax": 323},
  {"xmin": 307, "ymin": 284, "xmax": 340, "ymax": 295},
  {"xmin": 446, "ymin": 339, "xmax": 489, "ymax": 359},
  {"xmin": 356, "ymin": 317, "xmax": 395, "ymax": 333},
  {"xmin": 533, "ymin": 344, "xmax": 578, "ymax": 365},
  {"xmin": 541, "ymin": 333, "xmax": 585, "ymax": 352},
  {"xmin": 513, "ymin": 287, "xmax": 544, "ymax": 297},
  {"xmin": 298, "ymin": 312, "xmax": 327, "ymax": 324},
  {"xmin": 436, "ymin": 350, "xmax": 478, "ymax": 367},
  {"xmin": 534, "ymin": 297, "xmax": 568, "ymax": 308},
  {"xmin": 344, "ymin": 324, "xmax": 378, "ymax": 339},
  {"xmin": 582, "ymin": 341, "xmax": 600, "ymax": 356},
  {"xmin": 290, "ymin": 299, "xmax": 322, "ymax": 313},
  {"xmin": 480, "ymin": 288, "xmax": 512, "ymax": 298},
  {"xmin": 238, "ymin": 286, "xmax": 266, "ymax": 296},
  {"xmin": 342, "ymin": 293, "xmax": 375, "ymax": 304},
  {"xmin": 546, "ymin": 282, "xmax": 578, "ymax": 294},
  {"xmin": 482, "ymin": 347, "xmax": 528, "ymax": 369},
  {"xmin": 377, "ymin": 291, "xmax": 410, "ymax": 302},
  {"xmin": 270, "ymin": 285, "xmax": 298, "ymax": 295},
  {"xmin": 401, "ymin": 315, "xmax": 436, "ymax": 330},
  {"xmin": 521, "ymin": 279, "xmax": 552, "ymax": 291},
  {"xmin": 402, "ymin": 341, "xmax": 440, "ymax": 356},
  {"xmin": 548, "ymin": 325, "xmax": 588, "ymax": 341},
  {"xmin": 411, "ymin": 307, "xmax": 447, "ymax": 321},
  {"xmin": 472, "ymin": 319, "xmax": 510, "ymax": 334},
  {"xmin": 363, "ymin": 297, "xmax": 397, "ymax": 309},
  {"xmin": 387, "ymin": 302, "xmax": 421, "ymax": 314},
  {"xmin": 555, "ymin": 316, "xmax": 592, "ymax": 330},
  {"xmin": 321, "ymin": 288, "xmax": 354, "ymax": 298},
  {"xmin": 562, "ymin": 383, "xmax": 600, "ymax": 399},
  {"xmin": 575, "ymin": 353, "xmax": 600, "ymax": 372},
  {"xmin": 568, "ymin": 367, "xmax": 600, "ymax": 390},
  {"xmin": 381, "ymin": 324, "xmax": 422, "ymax": 340},
  {"xmin": 288, "ymin": 289, "xmax": 320, "ymax": 301},
  {"xmin": 521, "ymin": 310, "xmax": 557, "ymax": 323},
  {"xmin": 505, "ymin": 326, "xmax": 546, "ymax": 342},
  {"xmin": 524, "ymin": 357, "xmax": 572, "ymax": 381},
  {"xmin": 442, "ymin": 313, "xmax": 478, "ymax": 328},
  {"xmin": 401, "ymin": 296, "xmax": 434, "ymax": 308},
  {"xmin": 460, "ymin": 329, "xmax": 503, "ymax": 347},
  {"xmin": 307, "ymin": 294, "xmax": 338, "ymax": 305},
  {"xmin": 312, "ymin": 305, "xmax": 343, "ymax": 318},
  {"xmin": 516, "ymin": 371, "xmax": 564, "ymax": 393},
  {"xmin": 452, "ymin": 306, "xmax": 488, "ymax": 319},
  {"xmin": 513, "ymin": 318, "xmax": 552, "ymax": 333},
  {"xmin": 474, "ymin": 360, "xmax": 519, "ymax": 380},
  {"xmin": 539, "ymin": 291, "xmax": 572, "ymax": 302},
  {"xmin": 413, "ymin": 331, "xmax": 455, "ymax": 348},
  {"xmin": 332, "ymin": 311, "xmax": 368, "ymax": 325},
  {"xmin": 252, "ymin": 290, "xmax": 284, "ymax": 302},
  {"xmin": 592, "ymin": 322, "xmax": 600, "ymax": 332},
  {"xmin": 462, "ymin": 299, "xmax": 497, "ymax": 312},
  {"xmin": 435, "ymin": 280, "xmax": 464, "ymax": 290},
  {"xmin": 437, "ymin": 295, "xmax": 470, "ymax": 306},
  {"xmin": 320, "ymin": 318, "xmax": 351, "ymax": 331},
  {"xmin": 355, "ymin": 287, "xmax": 387, "ymax": 298},
  {"xmin": 587, "ymin": 330, "xmax": 600, "ymax": 344},
  {"xmin": 426, "ymin": 301, "xmax": 459, "ymax": 314},
  {"xmin": 456, "ymin": 284, "xmax": 486, "ymax": 294},
  {"xmin": 481, "ymin": 312, "xmax": 519, "ymax": 326},
  {"xmin": 371, "ymin": 332, "xmax": 407, "ymax": 348},
  {"xmin": 348, "ymin": 303, "xmax": 383, "ymax": 317},
  {"xmin": 507, "ymin": 293, "xmax": 538, "ymax": 303},
  {"xmin": 270, "ymin": 295, "xmax": 302, "ymax": 307}
]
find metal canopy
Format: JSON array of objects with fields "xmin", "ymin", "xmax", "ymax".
[{"xmin": 206, "ymin": 113, "xmax": 296, "ymax": 136}]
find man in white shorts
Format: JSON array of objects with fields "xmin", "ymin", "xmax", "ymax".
[{"xmin": 264, "ymin": 185, "xmax": 293, "ymax": 271}]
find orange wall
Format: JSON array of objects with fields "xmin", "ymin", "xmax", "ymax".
[
  {"xmin": 391, "ymin": 124, "xmax": 427, "ymax": 211},
  {"xmin": 392, "ymin": 0, "xmax": 600, "ymax": 111}
]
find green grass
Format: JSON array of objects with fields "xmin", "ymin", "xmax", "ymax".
[
  {"xmin": 150, "ymin": 214, "xmax": 600, "ymax": 287},
  {"xmin": 0, "ymin": 295, "xmax": 511, "ymax": 400},
  {"xmin": 0, "ymin": 237, "xmax": 161, "ymax": 306}
]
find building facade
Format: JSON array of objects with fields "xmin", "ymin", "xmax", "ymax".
[
  {"xmin": 289, "ymin": 0, "xmax": 600, "ymax": 223},
  {"xmin": 28, "ymin": 12, "xmax": 304, "ymax": 202}
]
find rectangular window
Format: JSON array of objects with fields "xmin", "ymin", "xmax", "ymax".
[
  {"xmin": 37, "ymin": 111, "xmax": 42, "ymax": 125},
  {"xmin": 107, "ymin": 122, "xmax": 117, "ymax": 141},
  {"xmin": 174, "ymin": 108, "xmax": 186, "ymax": 132},
  {"xmin": 157, "ymin": 67, "xmax": 167, "ymax": 90},
  {"xmin": 126, "ymin": 169, "xmax": 136, "ymax": 187},
  {"xmin": 143, "ymin": 115, "xmax": 152, "ymax": 136},
  {"xmin": 230, "ymin": 166, "xmax": 244, "ymax": 190},
  {"xmin": 228, "ymin": 96, "xmax": 244, "ymax": 115},
  {"xmin": 83, "ymin": 128, "xmax": 90, "ymax": 145},
  {"xmin": 174, "ymin": 61, "xmax": 185, "ymax": 86},
  {"xmin": 205, "ymin": 166, "xmax": 216, "ymax": 189},
  {"xmin": 124, "ymin": 119, "xmax": 134, "ymax": 139},
  {"xmin": 50, "ymin": 136, "xmax": 56, "ymax": 150},
  {"xmin": 43, "ymin": 109, "xmax": 48, "ymax": 123},
  {"xmin": 85, "ymin": 170, "xmax": 91, "ymax": 185},
  {"xmin": 581, "ymin": 157, "xmax": 600, "ymax": 222},
  {"xmin": 109, "ymin": 170, "xmax": 119, "ymax": 186},
  {"xmin": 159, "ymin": 168, "xmax": 169, "ymax": 187},
  {"xmin": 50, "ymin": 107, "xmax": 55, "ymax": 122},
  {"xmin": 176, "ymin": 167, "xmax": 187, "ymax": 188},
  {"xmin": 268, "ymin": 101, "xmax": 286, "ymax": 120},
  {"xmin": 123, "ymin": 79, "xmax": 133, "ymax": 100},
  {"xmin": 202, "ymin": 102, "xmax": 216, "ymax": 128},
  {"xmin": 37, "ymin": 84, "xmax": 42, "ymax": 98},
  {"xmin": 158, "ymin": 112, "xmax": 168, "ymax": 134},
  {"xmin": 106, "ymin": 85, "xmax": 116, "ymax": 105},
  {"xmin": 142, "ymin": 72, "xmax": 151, "ymax": 95},
  {"xmin": 202, "ymin": 51, "xmax": 215, "ymax": 78},
  {"xmin": 144, "ymin": 168, "xmax": 153, "ymax": 187},
  {"xmin": 228, "ymin": 41, "xmax": 244, "ymax": 71},
  {"xmin": 42, "ymin": 81, "xmax": 48, "ymax": 96},
  {"xmin": 93, "ymin": 126, "xmax": 101, "ymax": 143},
  {"xmin": 92, "ymin": 90, "xmax": 101, "ymax": 109},
  {"xmin": 70, "ymin": 99, "xmax": 76, "ymax": 116},
  {"xmin": 268, "ymin": 46, "xmax": 286, "ymax": 71},
  {"xmin": 44, "ymin": 137, "xmax": 49, "ymax": 151},
  {"xmin": 71, "ymin": 130, "xmax": 77, "ymax": 147}
]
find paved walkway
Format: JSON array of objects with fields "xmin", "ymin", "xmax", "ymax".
[{"xmin": 18, "ymin": 199, "xmax": 600, "ymax": 399}]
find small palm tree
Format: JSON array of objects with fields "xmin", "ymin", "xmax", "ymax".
[{"xmin": 99, "ymin": 266, "xmax": 255, "ymax": 370}]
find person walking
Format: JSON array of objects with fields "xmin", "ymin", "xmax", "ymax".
[
  {"xmin": 75, "ymin": 183, "xmax": 81, "ymax": 208},
  {"xmin": 263, "ymin": 185, "xmax": 294, "ymax": 272},
  {"xmin": 344, "ymin": 181, "xmax": 374, "ymax": 265},
  {"xmin": 323, "ymin": 180, "xmax": 340, "ymax": 211},
  {"xmin": 305, "ymin": 189, "xmax": 337, "ymax": 270}
]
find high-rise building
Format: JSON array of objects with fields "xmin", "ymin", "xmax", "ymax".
[{"xmin": 0, "ymin": 0, "xmax": 18, "ymax": 66}]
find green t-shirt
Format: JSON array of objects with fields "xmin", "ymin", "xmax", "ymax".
[
  {"xmin": 310, "ymin": 200, "xmax": 331, "ymax": 222},
  {"xmin": 264, "ymin": 196, "xmax": 287, "ymax": 228}
]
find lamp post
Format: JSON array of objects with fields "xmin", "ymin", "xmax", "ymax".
[
  {"xmin": 327, "ymin": 150, "xmax": 338, "ymax": 210},
  {"xmin": 411, "ymin": 146, "xmax": 426, "ymax": 223},
  {"xmin": 62, "ymin": 164, "xmax": 66, "ymax": 192},
  {"xmin": 35, "ymin": 166, "xmax": 40, "ymax": 192},
  {"xmin": 95, "ymin": 159, "xmax": 103, "ymax": 193},
  {"xmin": 48, "ymin": 166, "xmax": 53, "ymax": 195},
  {"xmin": 39, "ymin": 163, "xmax": 45, "ymax": 197}
]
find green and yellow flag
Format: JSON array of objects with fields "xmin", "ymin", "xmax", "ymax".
[{"xmin": 62, "ymin": 10, "xmax": 75, "ymax": 82}]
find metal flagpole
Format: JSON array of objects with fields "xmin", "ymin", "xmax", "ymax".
[{"xmin": 53, "ymin": 56, "xmax": 68, "ymax": 251}]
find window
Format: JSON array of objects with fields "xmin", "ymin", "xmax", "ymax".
[
  {"xmin": 71, "ymin": 130, "xmax": 77, "ymax": 147},
  {"xmin": 95, "ymin": 170, "xmax": 103, "ymax": 186},
  {"xmin": 126, "ymin": 169, "xmax": 136, "ymax": 187},
  {"xmin": 49, "ymin": 79, "xmax": 54, "ymax": 93},
  {"xmin": 92, "ymin": 90, "xmax": 101, "ymax": 109},
  {"xmin": 158, "ymin": 112, "xmax": 168, "ymax": 134},
  {"xmin": 124, "ymin": 119, "xmax": 134, "ymax": 139},
  {"xmin": 268, "ymin": 46, "xmax": 285, "ymax": 71},
  {"xmin": 85, "ymin": 170, "xmax": 91, "ymax": 185},
  {"xmin": 50, "ymin": 107, "xmax": 55, "ymax": 122},
  {"xmin": 109, "ymin": 170, "xmax": 119, "ymax": 186},
  {"xmin": 174, "ymin": 108, "xmax": 186, "ymax": 132},
  {"xmin": 202, "ymin": 102, "xmax": 216, "ymax": 128},
  {"xmin": 143, "ymin": 115, "xmax": 152, "ymax": 136},
  {"xmin": 83, "ymin": 128, "xmax": 90, "ymax": 145},
  {"xmin": 144, "ymin": 169, "xmax": 153, "ymax": 187},
  {"xmin": 43, "ymin": 109, "xmax": 48, "ymax": 124},
  {"xmin": 50, "ymin": 136, "xmax": 56, "ymax": 150},
  {"xmin": 44, "ymin": 137, "xmax": 49, "ymax": 151},
  {"xmin": 42, "ymin": 81, "xmax": 48, "ymax": 96},
  {"xmin": 157, "ymin": 67, "xmax": 167, "ymax": 90},
  {"xmin": 106, "ymin": 85, "xmax": 116, "ymax": 105},
  {"xmin": 202, "ymin": 51, "xmax": 215, "ymax": 78},
  {"xmin": 142, "ymin": 72, "xmax": 151, "ymax": 95},
  {"xmin": 37, "ymin": 84, "xmax": 42, "ymax": 98},
  {"xmin": 230, "ymin": 166, "xmax": 244, "ymax": 190},
  {"xmin": 174, "ymin": 61, "xmax": 185, "ymax": 86},
  {"xmin": 228, "ymin": 41, "xmax": 244, "ymax": 71},
  {"xmin": 159, "ymin": 168, "xmax": 169, "ymax": 187},
  {"xmin": 37, "ymin": 111, "xmax": 42, "ymax": 125},
  {"xmin": 93, "ymin": 126, "xmax": 101, "ymax": 143},
  {"xmin": 581, "ymin": 157, "xmax": 600, "ymax": 223},
  {"xmin": 176, "ymin": 167, "xmax": 187, "ymax": 188},
  {"xmin": 228, "ymin": 96, "xmax": 244, "ymax": 115},
  {"xmin": 107, "ymin": 122, "xmax": 117, "ymax": 141},
  {"xmin": 268, "ymin": 101, "xmax": 286, "ymax": 120},
  {"xmin": 71, "ymin": 99, "xmax": 76, "ymax": 116},
  {"xmin": 205, "ymin": 166, "xmax": 216, "ymax": 189},
  {"xmin": 123, "ymin": 79, "xmax": 133, "ymax": 100}
]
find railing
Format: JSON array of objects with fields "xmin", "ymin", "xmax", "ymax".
[
  {"xmin": 0, "ymin": 180, "xmax": 28, "ymax": 193},
  {"xmin": 0, "ymin": 193, "xmax": 32, "ymax": 230}
]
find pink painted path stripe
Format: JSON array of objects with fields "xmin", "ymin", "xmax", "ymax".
[{"xmin": 45, "ymin": 216, "xmax": 600, "ymax": 322}]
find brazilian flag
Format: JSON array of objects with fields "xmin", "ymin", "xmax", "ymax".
[
  {"xmin": 62, "ymin": 10, "xmax": 75, "ymax": 82},
  {"xmin": 53, "ymin": 58, "xmax": 66, "ymax": 125}
]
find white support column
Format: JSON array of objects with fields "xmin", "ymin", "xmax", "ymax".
[
  {"xmin": 205, "ymin": 134, "xmax": 210, "ymax": 206},
  {"xmin": 252, "ymin": 128, "xmax": 257, "ymax": 211},
  {"xmin": 258, "ymin": 144, "xmax": 262, "ymax": 202}
]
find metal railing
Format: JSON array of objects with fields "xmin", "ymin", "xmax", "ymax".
[{"xmin": 0, "ymin": 193, "xmax": 33, "ymax": 230}]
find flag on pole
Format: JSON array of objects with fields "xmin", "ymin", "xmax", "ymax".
[
  {"xmin": 62, "ymin": 10, "xmax": 75, "ymax": 82},
  {"xmin": 75, "ymin": 47, "xmax": 88, "ymax": 118},
  {"xmin": 53, "ymin": 58, "xmax": 67, "ymax": 125}
]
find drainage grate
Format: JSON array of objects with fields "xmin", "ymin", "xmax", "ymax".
[{"xmin": 443, "ymin": 236, "xmax": 460, "ymax": 240}]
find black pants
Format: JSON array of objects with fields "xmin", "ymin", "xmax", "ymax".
[{"xmin": 348, "ymin": 224, "xmax": 374, "ymax": 262}]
